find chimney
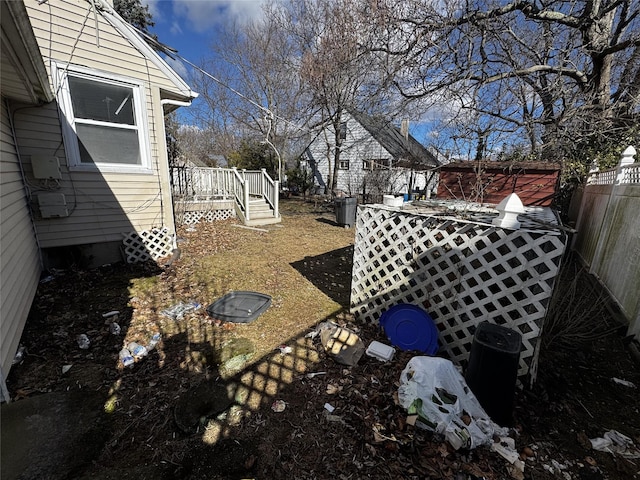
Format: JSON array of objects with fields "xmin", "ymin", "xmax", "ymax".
[{"xmin": 401, "ymin": 119, "xmax": 409, "ymax": 141}]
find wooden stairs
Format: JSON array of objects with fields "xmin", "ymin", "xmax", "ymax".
[{"xmin": 241, "ymin": 196, "xmax": 281, "ymax": 227}]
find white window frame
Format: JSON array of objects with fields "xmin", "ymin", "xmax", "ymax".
[{"xmin": 53, "ymin": 62, "xmax": 152, "ymax": 174}]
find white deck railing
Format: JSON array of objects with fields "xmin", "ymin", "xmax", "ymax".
[{"xmin": 170, "ymin": 166, "xmax": 279, "ymax": 222}]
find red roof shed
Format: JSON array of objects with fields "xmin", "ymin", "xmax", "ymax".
[{"xmin": 436, "ymin": 161, "xmax": 561, "ymax": 206}]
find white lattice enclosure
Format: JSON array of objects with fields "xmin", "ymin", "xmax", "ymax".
[
  {"xmin": 174, "ymin": 199, "xmax": 236, "ymax": 226},
  {"xmin": 122, "ymin": 227, "xmax": 174, "ymax": 264},
  {"xmin": 179, "ymin": 209, "xmax": 235, "ymax": 225},
  {"xmin": 350, "ymin": 202, "xmax": 567, "ymax": 383}
]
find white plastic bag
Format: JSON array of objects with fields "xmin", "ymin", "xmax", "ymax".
[{"xmin": 398, "ymin": 356, "xmax": 504, "ymax": 449}]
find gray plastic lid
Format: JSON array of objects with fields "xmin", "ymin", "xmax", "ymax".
[{"xmin": 206, "ymin": 291, "xmax": 272, "ymax": 323}]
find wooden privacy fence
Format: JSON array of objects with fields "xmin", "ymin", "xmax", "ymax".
[{"xmin": 573, "ymin": 146, "xmax": 640, "ymax": 337}]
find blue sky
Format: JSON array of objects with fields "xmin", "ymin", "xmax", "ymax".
[
  {"xmin": 143, "ymin": 1, "xmax": 267, "ymax": 122},
  {"xmin": 141, "ymin": 1, "xmax": 446, "ymax": 148}
]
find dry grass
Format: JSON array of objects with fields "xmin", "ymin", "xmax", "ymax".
[{"xmin": 542, "ymin": 253, "xmax": 623, "ymax": 349}]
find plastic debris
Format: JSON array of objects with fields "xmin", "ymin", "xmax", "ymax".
[
  {"xmin": 102, "ymin": 311, "xmax": 120, "ymax": 321},
  {"xmin": 148, "ymin": 333, "xmax": 161, "ymax": 350},
  {"xmin": 492, "ymin": 436, "xmax": 525, "ymax": 469},
  {"xmin": 324, "ymin": 413, "xmax": 344, "ymax": 423},
  {"xmin": 398, "ymin": 356, "xmax": 506, "ymax": 449},
  {"xmin": 324, "ymin": 402, "xmax": 335, "ymax": 413},
  {"xmin": 590, "ymin": 430, "xmax": 640, "ymax": 458},
  {"xmin": 61, "ymin": 365, "xmax": 73, "ymax": 374},
  {"xmin": 77, "ymin": 334, "xmax": 90, "ymax": 349},
  {"xmin": 161, "ymin": 301, "xmax": 201, "ymax": 320},
  {"xmin": 128, "ymin": 342, "xmax": 148, "ymax": 359},
  {"xmin": 277, "ymin": 345, "xmax": 292, "ymax": 355},
  {"xmin": 119, "ymin": 348, "xmax": 134, "ymax": 368},
  {"xmin": 109, "ymin": 322, "xmax": 121, "ymax": 335},
  {"xmin": 271, "ymin": 400, "xmax": 286, "ymax": 412},
  {"xmin": 305, "ymin": 371, "xmax": 327, "ymax": 379},
  {"xmin": 366, "ymin": 340, "xmax": 395, "ymax": 362},
  {"xmin": 611, "ymin": 377, "xmax": 636, "ymax": 388},
  {"xmin": 12, "ymin": 345, "xmax": 26, "ymax": 365},
  {"xmin": 318, "ymin": 322, "xmax": 365, "ymax": 366}
]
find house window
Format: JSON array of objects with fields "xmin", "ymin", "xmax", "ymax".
[
  {"xmin": 339, "ymin": 122, "xmax": 347, "ymax": 140},
  {"xmin": 338, "ymin": 159, "xmax": 350, "ymax": 170},
  {"xmin": 55, "ymin": 63, "xmax": 150, "ymax": 172},
  {"xmin": 363, "ymin": 159, "xmax": 387, "ymax": 170}
]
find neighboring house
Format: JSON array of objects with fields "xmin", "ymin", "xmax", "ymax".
[
  {"xmin": 437, "ymin": 161, "xmax": 561, "ymax": 206},
  {"xmin": 0, "ymin": 0, "xmax": 196, "ymax": 399},
  {"xmin": 303, "ymin": 110, "xmax": 440, "ymax": 198}
]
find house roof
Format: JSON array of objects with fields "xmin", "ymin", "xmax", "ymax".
[
  {"xmin": 1, "ymin": 0, "xmax": 54, "ymax": 104},
  {"xmin": 348, "ymin": 110, "xmax": 440, "ymax": 168},
  {"xmin": 93, "ymin": 0, "xmax": 198, "ymax": 104}
]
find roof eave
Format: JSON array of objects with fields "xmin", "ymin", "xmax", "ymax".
[
  {"xmin": 93, "ymin": 0, "xmax": 198, "ymax": 102},
  {"xmin": 2, "ymin": 1, "xmax": 54, "ymax": 104}
]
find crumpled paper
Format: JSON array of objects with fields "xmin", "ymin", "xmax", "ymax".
[{"xmin": 590, "ymin": 430, "xmax": 640, "ymax": 458}]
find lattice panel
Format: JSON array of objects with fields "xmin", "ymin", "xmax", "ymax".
[
  {"xmin": 122, "ymin": 227, "xmax": 174, "ymax": 264},
  {"xmin": 350, "ymin": 205, "xmax": 567, "ymax": 383},
  {"xmin": 179, "ymin": 209, "xmax": 235, "ymax": 225}
]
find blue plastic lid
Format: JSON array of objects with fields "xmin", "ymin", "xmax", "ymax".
[{"xmin": 379, "ymin": 304, "xmax": 439, "ymax": 355}]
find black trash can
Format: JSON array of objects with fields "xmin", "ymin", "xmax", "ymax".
[
  {"xmin": 465, "ymin": 322, "xmax": 522, "ymax": 426},
  {"xmin": 335, "ymin": 197, "xmax": 357, "ymax": 228}
]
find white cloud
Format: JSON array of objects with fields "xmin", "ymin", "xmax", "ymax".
[
  {"xmin": 165, "ymin": 56, "xmax": 189, "ymax": 79},
  {"xmin": 172, "ymin": 0, "xmax": 267, "ymax": 33},
  {"xmin": 170, "ymin": 21, "xmax": 183, "ymax": 35},
  {"xmin": 142, "ymin": 0, "xmax": 162, "ymax": 21}
]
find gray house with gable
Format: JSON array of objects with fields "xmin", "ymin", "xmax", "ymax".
[{"xmin": 303, "ymin": 110, "xmax": 440, "ymax": 199}]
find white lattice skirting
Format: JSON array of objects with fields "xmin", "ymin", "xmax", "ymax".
[
  {"xmin": 122, "ymin": 227, "xmax": 174, "ymax": 264},
  {"xmin": 350, "ymin": 204, "xmax": 567, "ymax": 384},
  {"xmin": 179, "ymin": 209, "xmax": 235, "ymax": 225}
]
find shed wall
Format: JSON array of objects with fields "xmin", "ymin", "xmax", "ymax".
[{"xmin": 437, "ymin": 168, "xmax": 559, "ymax": 206}]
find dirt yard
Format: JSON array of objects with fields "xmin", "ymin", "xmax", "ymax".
[{"xmin": 6, "ymin": 197, "xmax": 640, "ymax": 480}]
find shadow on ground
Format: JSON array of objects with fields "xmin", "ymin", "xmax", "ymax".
[{"xmin": 290, "ymin": 245, "xmax": 354, "ymax": 307}]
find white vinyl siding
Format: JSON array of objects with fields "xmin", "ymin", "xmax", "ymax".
[
  {"xmin": 25, "ymin": 1, "xmax": 183, "ymax": 95},
  {"xmin": 18, "ymin": 0, "xmax": 186, "ymax": 248},
  {"xmin": 307, "ymin": 112, "xmax": 395, "ymax": 193},
  {"xmin": 1, "ymin": 101, "xmax": 41, "ymax": 382},
  {"xmin": 306, "ymin": 112, "xmax": 434, "ymax": 196}
]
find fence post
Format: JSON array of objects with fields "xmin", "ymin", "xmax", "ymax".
[
  {"xmin": 242, "ymin": 169, "xmax": 250, "ymax": 221},
  {"xmin": 589, "ymin": 146, "xmax": 635, "ymax": 276}
]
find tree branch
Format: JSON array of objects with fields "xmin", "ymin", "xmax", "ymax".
[{"xmin": 470, "ymin": 65, "xmax": 589, "ymax": 87}]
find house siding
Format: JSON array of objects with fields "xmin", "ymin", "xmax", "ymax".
[
  {"xmin": 306, "ymin": 112, "xmax": 436, "ymax": 197},
  {"xmin": 1, "ymin": 100, "xmax": 42, "ymax": 385},
  {"xmin": 21, "ymin": 0, "xmax": 181, "ymax": 258}
]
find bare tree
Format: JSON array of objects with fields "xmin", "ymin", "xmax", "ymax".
[
  {"xmin": 189, "ymin": 3, "xmax": 309, "ymax": 183},
  {"xmin": 284, "ymin": 0, "xmax": 398, "ymax": 193},
  {"xmin": 365, "ymin": 0, "xmax": 640, "ymax": 169}
]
